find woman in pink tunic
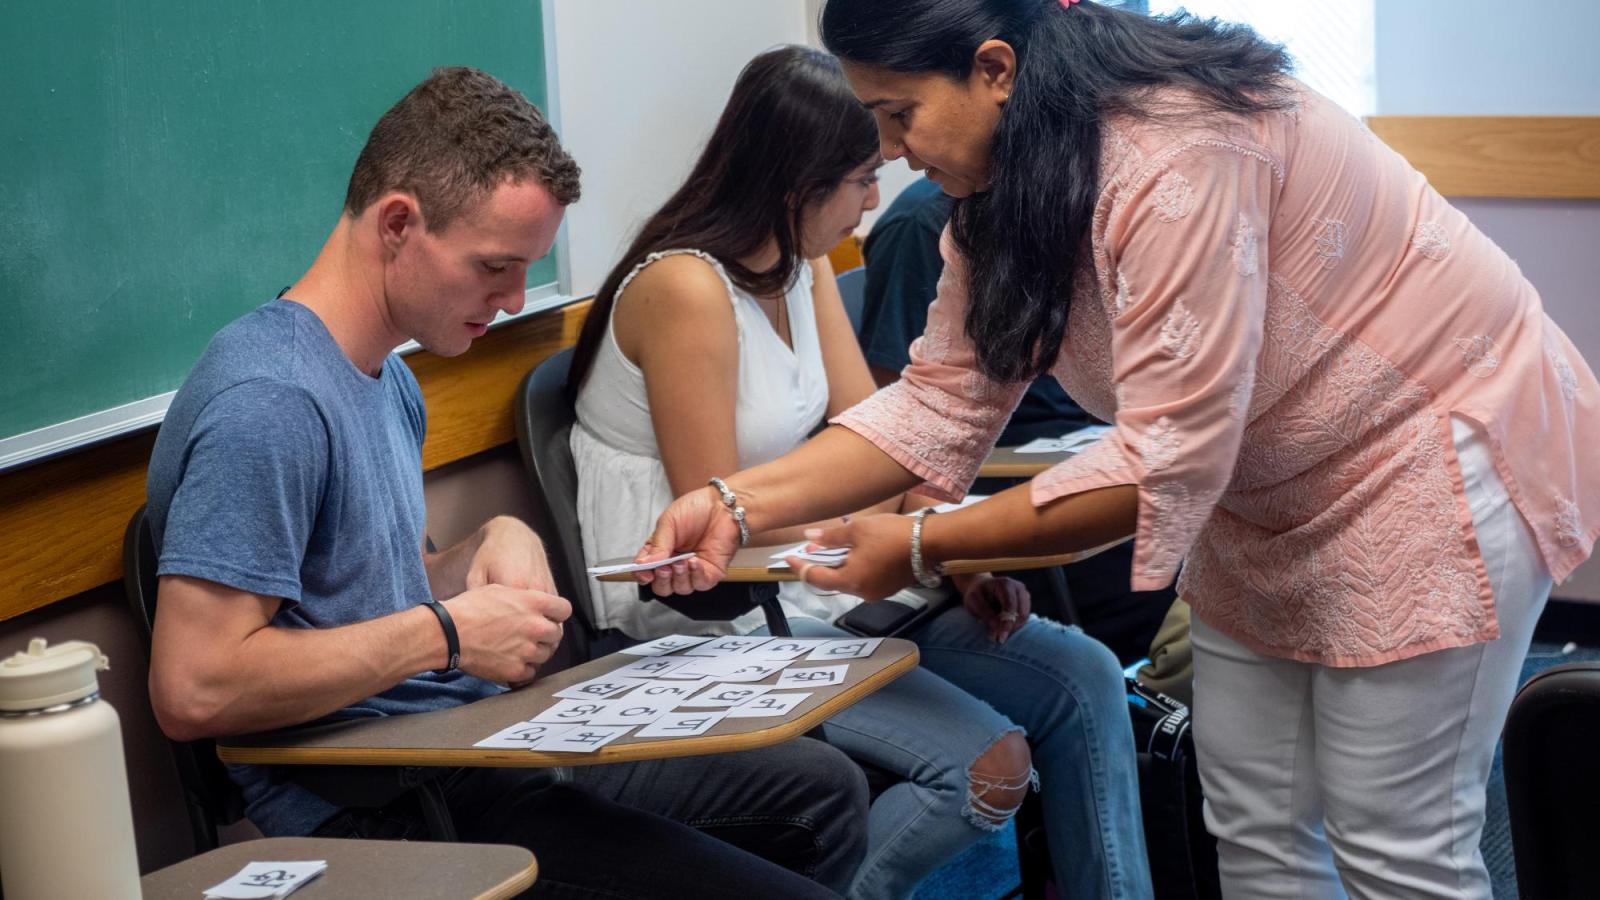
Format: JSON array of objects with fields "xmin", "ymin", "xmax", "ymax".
[{"xmin": 635, "ymin": 2, "xmax": 1599, "ymax": 896}]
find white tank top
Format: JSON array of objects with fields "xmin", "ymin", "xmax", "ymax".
[{"xmin": 572, "ymin": 249, "xmax": 842, "ymax": 637}]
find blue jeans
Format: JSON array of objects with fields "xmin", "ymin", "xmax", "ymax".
[{"xmin": 764, "ymin": 609, "xmax": 1152, "ymax": 899}]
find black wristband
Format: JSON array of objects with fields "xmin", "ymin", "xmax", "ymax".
[{"xmin": 421, "ymin": 599, "xmax": 461, "ymax": 675}]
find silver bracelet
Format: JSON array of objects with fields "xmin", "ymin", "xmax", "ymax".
[
  {"xmin": 708, "ymin": 476, "xmax": 751, "ymax": 547},
  {"xmin": 909, "ymin": 507, "xmax": 945, "ymax": 589}
]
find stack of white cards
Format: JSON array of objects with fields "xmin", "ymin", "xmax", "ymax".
[
  {"xmin": 586, "ymin": 552, "xmax": 696, "ymax": 577},
  {"xmin": 768, "ymin": 543, "xmax": 850, "ymax": 570},
  {"xmin": 203, "ymin": 861, "xmax": 327, "ymax": 899},
  {"xmin": 1013, "ymin": 423, "xmax": 1111, "ymax": 454},
  {"xmin": 474, "ymin": 634, "xmax": 885, "ymax": 752}
]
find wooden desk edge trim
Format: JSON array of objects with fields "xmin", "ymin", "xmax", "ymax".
[
  {"xmin": 482, "ymin": 857, "xmax": 538, "ymax": 900},
  {"xmin": 216, "ymin": 648, "xmax": 920, "ymax": 768}
]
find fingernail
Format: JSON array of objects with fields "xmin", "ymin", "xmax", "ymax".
[{"xmin": 804, "ymin": 528, "xmax": 822, "ymax": 540}]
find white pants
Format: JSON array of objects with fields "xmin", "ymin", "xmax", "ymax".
[{"xmin": 1192, "ymin": 417, "xmax": 1553, "ymax": 900}]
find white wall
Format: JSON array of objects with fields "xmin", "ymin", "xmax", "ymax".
[
  {"xmin": 548, "ymin": 0, "xmax": 810, "ymax": 297},
  {"xmin": 1373, "ymin": 0, "xmax": 1600, "ymax": 601},
  {"xmin": 1375, "ymin": 0, "xmax": 1600, "ymax": 115}
]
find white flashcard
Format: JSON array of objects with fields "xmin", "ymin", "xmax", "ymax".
[
  {"xmin": 623, "ymin": 681, "xmax": 707, "ymax": 703},
  {"xmin": 683, "ymin": 635, "xmax": 773, "ymax": 656},
  {"xmin": 203, "ymin": 860, "xmax": 327, "ymax": 899},
  {"xmin": 1013, "ymin": 425, "xmax": 1110, "ymax": 454},
  {"xmin": 554, "ymin": 676, "xmax": 648, "ymax": 700},
  {"xmin": 636, "ymin": 710, "xmax": 729, "ymax": 738},
  {"xmin": 617, "ymin": 634, "xmax": 715, "ymax": 656},
  {"xmin": 609, "ymin": 656, "xmax": 693, "ymax": 679},
  {"xmin": 712, "ymin": 659, "xmax": 792, "ymax": 683},
  {"xmin": 670, "ymin": 655, "xmax": 789, "ymax": 682},
  {"xmin": 530, "ymin": 699, "xmax": 613, "ymax": 723},
  {"xmin": 726, "ymin": 691, "xmax": 813, "ymax": 718},
  {"xmin": 679, "ymin": 683, "xmax": 773, "ymax": 707},
  {"xmin": 775, "ymin": 665, "xmax": 848, "ymax": 688},
  {"xmin": 534, "ymin": 725, "xmax": 635, "ymax": 753},
  {"xmin": 769, "ymin": 543, "xmax": 849, "ymax": 560},
  {"xmin": 586, "ymin": 552, "xmax": 696, "ymax": 577},
  {"xmin": 473, "ymin": 722, "xmax": 574, "ymax": 749},
  {"xmin": 744, "ymin": 638, "xmax": 832, "ymax": 660},
  {"xmin": 767, "ymin": 543, "xmax": 849, "ymax": 569},
  {"xmin": 587, "ymin": 701, "xmax": 673, "ymax": 727},
  {"xmin": 807, "ymin": 638, "xmax": 883, "ymax": 661}
]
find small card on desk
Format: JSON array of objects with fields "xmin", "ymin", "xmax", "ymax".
[{"xmin": 204, "ymin": 860, "xmax": 327, "ymax": 899}]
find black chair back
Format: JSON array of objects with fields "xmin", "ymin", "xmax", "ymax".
[
  {"xmin": 513, "ymin": 348, "xmax": 598, "ymax": 662},
  {"xmin": 1504, "ymin": 660, "xmax": 1600, "ymax": 900},
  {"xmin": 122, "ymin": 506, "xmax": 246, "ymax": 853}
]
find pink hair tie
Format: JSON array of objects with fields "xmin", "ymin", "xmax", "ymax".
[{"xmin": 1059, "ymin": 0, "xmax": 1082, "ymax": 7}]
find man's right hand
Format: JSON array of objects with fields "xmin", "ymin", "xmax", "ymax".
[{"xmin": 444, "ymin": 583, "xmax": 572, "ymax": 683}]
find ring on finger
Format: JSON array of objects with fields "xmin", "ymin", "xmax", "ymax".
[{"xmin": 797, "ymin": 562, "xmax": 814, "ymax": 585}]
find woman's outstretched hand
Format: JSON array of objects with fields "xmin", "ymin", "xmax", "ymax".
[
  {"xmin": 635, "ymin": 486, "xmax": 740, "ymax": 596},
  {"xmin": 788, "ymin": 513, "xmax": 919, "ymax": 602}
]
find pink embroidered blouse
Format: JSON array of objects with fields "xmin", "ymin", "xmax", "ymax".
[{"xmin": 836, "ymin": 85, "xmax": 1599, "ymax": 667}]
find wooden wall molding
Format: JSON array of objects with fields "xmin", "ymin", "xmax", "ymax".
[
  {"xmin": 1367, "ymin": 116, "xmax": 1600, "ymax": 199},
  {"xmin": 0, "ymin": 301, "xmax": 591, "ymax": 622}
]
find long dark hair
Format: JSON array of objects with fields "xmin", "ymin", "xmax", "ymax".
[
  {"xmin": 567, "ymin": 45, "xmax": 879, "ymax": 399},
  {"xmin": 821, "ymin": 0, "xmax": 1292, "ymax": 382}
]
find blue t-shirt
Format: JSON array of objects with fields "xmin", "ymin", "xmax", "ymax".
[
  {"xmin": 860, "ymin": 177, "xmax": 1099, "ymax": 444},
  {"xmin": 146, "ymin": 300, "xmax": 500, "ymax": 836}
]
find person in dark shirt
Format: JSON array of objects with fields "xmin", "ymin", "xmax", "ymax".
[{"xmin": 859, "ymin": 175, "xmax": 1175, "ymax": 663}]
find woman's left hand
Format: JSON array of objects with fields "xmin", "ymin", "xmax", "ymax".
[
  {"xmin": 789, "ymin": 513, "xmax": 918, "ymax": 601},
  {"xmin": 951, "ymin": 573, "xmax": 1031, "ymax": 643}
]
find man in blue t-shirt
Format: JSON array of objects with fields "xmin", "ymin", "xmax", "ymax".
[
  {"xmin": 146, "ymin": 67, "xmax": 862, "ymax": 899},
  {"xmin": 860, "ymin": 176, "xmax": 1174, "ymax": 663}
]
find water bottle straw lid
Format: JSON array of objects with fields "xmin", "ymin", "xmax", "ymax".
[{"xmin": 0, "ymin": 638, "xmax": 110, "ymax": 712}]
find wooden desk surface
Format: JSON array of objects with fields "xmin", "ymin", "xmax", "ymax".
[
  {"xmin": 597, "ymin": 540, "xmax": 1127, "ymax": 584},
  {"xmin": 140, "ymin": 837, "xmax": 535, "ymax": 900},
  {"xmin": 978, "ymin": 445, "xmax": 1076, "ymax": 478},
  {"xmin": 217, "ymin": 640, "xmax": 917, "ymax": 769}
]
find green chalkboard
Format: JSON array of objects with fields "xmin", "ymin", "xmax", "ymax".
[{"xmin": 0, "ymin": 0, "xmax": 554, "ymax": 454}]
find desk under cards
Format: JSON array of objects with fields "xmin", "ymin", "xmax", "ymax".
[{"xmin": 216, "ymin": 636, "xmax": 918, "ymax": 768}]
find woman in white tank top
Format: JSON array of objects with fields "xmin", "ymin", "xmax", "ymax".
[{"xmin": 568, "ymin": 47, "xmax": 1150, "ymax": 899}]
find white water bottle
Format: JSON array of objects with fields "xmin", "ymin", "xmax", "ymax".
[{"xmin": 0, "ymin": 638, "xmax": 141, "ymax": 899}]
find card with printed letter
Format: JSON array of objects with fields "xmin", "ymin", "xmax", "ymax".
[
  {"xmin": 726, "ymin": 691, "xmax": 812, "ymax": 718},
  {"xmin": 473, "ymin": 722, "xmax": 574, "ymax": 749},
  {"xmin": 609, "ymin": 656, "xmax": 692, "ymax": 679},
  {"xmin": 622, "ymin": 681, "xmax": 706, "ymax": 703},
  {"xmin": 587, "ymin": 701, "xmax": 673, "ymax": 726},
  {"xmin": 554, "ymin": 676, "xmax": 648, "ymax": 700},
  {"xmin": 670, "ymin": 655, "xmax": 790, "ymax": 682},
  {"xmin": 775, "ymin": 665, "xmax": 848, "ymax": 688},
  {"xmin": 617, "ymin": 634, "xmax": 715, "ymax": 656},
  {"xmin": 530, "ymin": 699, "xmax": 613, "ymax": 723},
  {"xmin": 534, "ymin": 725, "xmax": 635, "ymax": 753},
  {"xmin": 744, "ymin": 638, "xmax": 831, "ymax": 660},
  {"xmin": 636, "ymin": 710, "xmax": 729, "ymax": 737},
  {"xmin": 713, "ymin": 659, "xmax": 791, "ymax": 683},
  {"xmin": 806, "ymin": 638, "xmax": 882, "ymax": 661},
  {"xmin": 203, "ymin": 860, "xmax": 327, "ymax": 899},
  {"xmin": 683, "ymin": 635, "xmax": 773, "ymax": 656},
  {"xmin": 679, "ymin": 683, "xmax": 772, "ymax": 707}
]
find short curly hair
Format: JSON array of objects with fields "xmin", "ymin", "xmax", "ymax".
[{"xmin": 344, "ymin": 66, "xmax": 581, "ymax": 230}]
